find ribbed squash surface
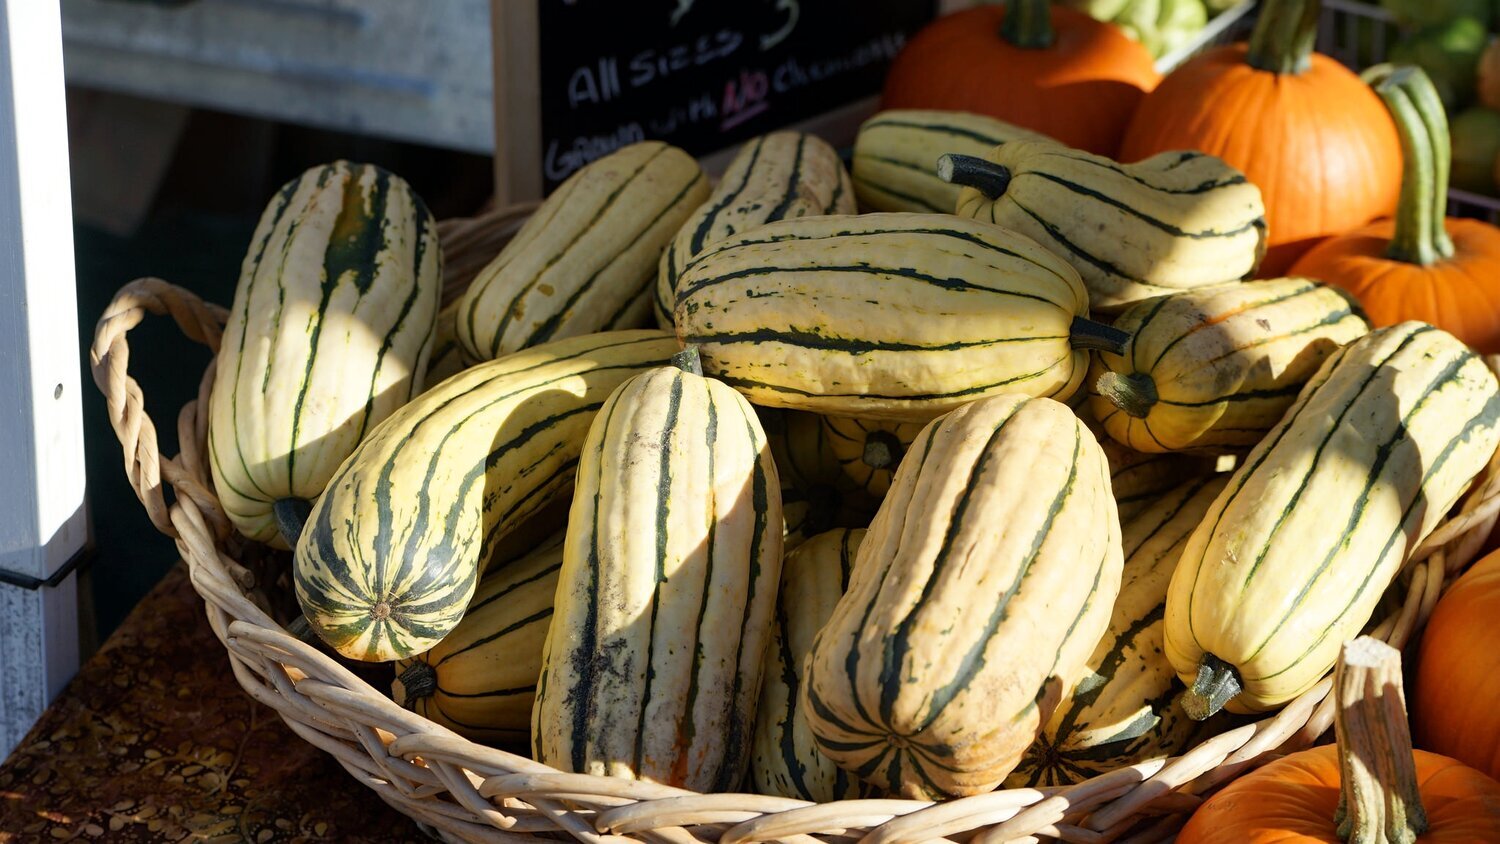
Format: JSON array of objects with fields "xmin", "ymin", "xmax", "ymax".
[
  {"xmin": 673, "ymin": 213, "xmax": 1093, "ymax": 421},
  {"xmin": 751, "ymin": 528, "xmax": 876, "ymax": 801},
  {"xmin": 1166, "ymin": 322, "xmax": 1500, "ymax": 715},
  {"xmin": 458, "ymin": 141, "xmax": 707, "ymax": 360},
  {"xmin": 803, "ymin": 394, "xmax": 1123, "ymax": 798},
  {"xmin": 209, "ymin": 161, "xmax": 441, "ymax": 545},
  {"xmin": 950, "ymin": 141, "xmax": 1266, "ymax": 313},
  {"xmin": 1089, "ymin": 279, "xmax": 1368, "ymax": 453},
  {"xmin": 1009, "ymin": 475, "xmax": 1228, "ymax": 786},
  {"xmin": 655, "ymin": 131, "xmax": 853, "ymax": 326},
  {"xmin": 850, "ymin": 109, "xmax": 1049, "ymax": 213},
  {"xmin": 293, "ymin": 330, "xmax": 677, "ymax": 662},
  {"xmin": 391, "ymin": 533, "xmax": 562, "ymax": 745},
  {"xmin": 532, "ymin": 358, "xmax": 783, "ymax": 791}
]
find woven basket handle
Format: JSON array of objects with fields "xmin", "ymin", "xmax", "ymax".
[{"xmin": 89, "ymin": 277, "xmax": 229, "ymax": 540}]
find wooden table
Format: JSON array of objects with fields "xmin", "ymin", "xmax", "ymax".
[{"xmin": 0, "ymin": 563, "xmax": 426, "ymax": 843}]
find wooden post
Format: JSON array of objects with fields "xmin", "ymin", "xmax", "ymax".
[{"xmin": 0, "ymin": 0, "xmax": 87, "ymax": 757}]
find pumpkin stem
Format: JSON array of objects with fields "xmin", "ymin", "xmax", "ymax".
[
  {"xmin": 1182, "ymin": 653, "xmax": 1241, "ymax": 720},
  {"xmin": 937, "ymin": 154, "xmax": 1013, "ymax": 199},
  {"xmin": 671, "ymin": 346, "xmax": 704, "ymax": 376},
  {"xmin": 862, "ymin": 429, "xmax": 904, "ymax": 470},
  {"xmin": 1332, "ymin": 637, "xmax": 1429, "ymax": 844},
  {"xmin": 999, "ymin": 0, "xmax": 1055, "ymax": 49},
  {"xmin": 273, "ymin": 497, "xmax": 312, "ymax": 549},
  {"xmin": 1246, "ymin": 0, "xmax": 1320, "ymax": 75},
  {"xmin": 1095, "ymin": 371, "xmax": 1158, "ymax": 419},
  {"xmin": 394, "ymin": 660, "xmax": 438, "ymax": 705},
  {"xmin": 1365, "ymin": 65, "xmax": 1456, "ymax": 267},
  {"xmin": 1069, "ymin": 317, "xmax": 1131, "ymax": 356}
]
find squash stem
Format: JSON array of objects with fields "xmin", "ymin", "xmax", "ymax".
[
  {"xmin": 1365, "ymin": 65, "xmax": 1456, "ymax": 267},
  {"xmin": 999, "ymin": 0, "xmax": 1055, "ymax": 49},
  {"xmin": 395, "ymin": 660, "xmax": 438, "ymax": 704},
  {"xmin": 1332, "ymin": 637, "xmax": 1429, "ymax": 844},
  {"xmin": 1183, "ymin": 653, "xmax": 1241, "ymax": 720},
  {"xmin": 1069, "ymin": 317, "xmax": 1131, "ymax": 356},
  {"xmin": 1095, "ymin": 371, "xmax": 1158, "ymax": 419},
  {"xmin": 1246, "ymin": 0, "xmax": 1320, "ymax": 75},
  {"xmin": 671, "ymin": 346, "xmax": 704, "ymax": 376},
  {"xmin": 862, "ymin": 430, "xmax": 904, "ymax": 470},
  {"xmin": 273, "ymin": 497, "xmax": 312, "ymax": 549},
  {"xmin": 937, "ymin": 154, "xmax": 1012, "ymax": 199}
]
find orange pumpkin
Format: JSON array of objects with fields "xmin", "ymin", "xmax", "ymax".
[
  {"xmin": 1180, "ymin": 638, "xmax": 1500, "ymax": 844},
  {"xmin": 1119, "ymin": 0, "xmax": 1401, "ymax": 274},
  {"xmin": 1291, "ymin": 65, "xmax": 1500, "ymax": 354},
  {"xmin": 1416, "ymin": 549, "xmax": 1500, "ymax": 781},
  {"xmin": 881, "ymin": 0, "xmax": 1159, "ymax": 157}
]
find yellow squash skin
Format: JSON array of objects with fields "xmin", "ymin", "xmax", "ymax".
[
  {"xmin": 532, "ymin": 357, "xmax": 784, "ymax": 791},
  {"xmin": 944, "ymin": 141, "xmax": 1267, "ymax": 313},
  {"xmin": 803, "ymin": 395, "xmax": 1123, "ymax": 798},
  {"xmin": 820, "ymin": 415, "xmax": 926, "ymax": 500},
  {"xmin": 655, "ymin": 131, "xmax": 854, "ymax": 327},
  {"xmin": 458, "ymin": 141, "xmax": 708, "ymax": 361},
  {"xmin": 1102, "ymin": 440, "xmax": 1216, "ymax": 523},
  {"xmin": 751, "ymin": 528, "xmax": 877, "ymax": 801},
  {"xmin": 209, "ymin": 161, "xmax": 442, "ymax": 546},
  {"xmin": 1089, "ymin": 279, "xmax": 1369, "ymax": 454},
  {"xmin": 293, "ymin": 330, "xmax": 678, "ymax": 663},
  {"xmin": 1008, "ymin": 475, "xmax": 1229, "ymax": 787},
  {"xmin": 673, "ymin": 213, "xmax": 1097, "ymax": 422},
  {"xmin": 1166, "ymin": 322, "xmax": 1500, "ymax": 717},
  {"xmin": 850, "ymin": 108, "xmax": 1051, "ymax": 214},
  {"xmin": 391, "ymin": 533, "xmax": 562, "ymax": 746},
  {"xmin": 420, "ymin": 300, "xmax": 470, "ymax": 389}
]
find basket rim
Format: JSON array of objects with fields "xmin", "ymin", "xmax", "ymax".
[{"xmin": 87, "ymin": 209, "xmax": 1500, "ymax": 844}]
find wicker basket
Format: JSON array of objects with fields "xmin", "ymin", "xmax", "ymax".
[{"xmin": 90, "ymin": 204, "xmax": 1500, "ymax": 844}]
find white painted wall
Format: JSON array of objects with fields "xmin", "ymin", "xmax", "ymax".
[{"xmin": 0, "ymin": 0, "xmax": 87, "ymax": 759}]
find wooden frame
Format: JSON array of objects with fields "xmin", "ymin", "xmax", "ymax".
[
  {"xmin": 489, "ymin": 0, "xmax": 973, "ymax": 204},
  {"xmin": 0, "ymin": 0, "xmax": 87, "ymax": 758}
]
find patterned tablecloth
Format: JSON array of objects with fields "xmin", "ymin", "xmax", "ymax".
[{"xmin": 0, "ymin": 564, "xmax": 426, "ymax": 843}]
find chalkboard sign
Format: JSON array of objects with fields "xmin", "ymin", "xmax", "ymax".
[{"xmin": 530, "ymin": 0, "xmax": 940, "ymax": 191}]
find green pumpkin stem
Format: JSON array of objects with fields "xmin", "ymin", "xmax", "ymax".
[
  {"xmin": 1332, "ymin": 637, "xmax": 1430, "ymax": 844},
  {"xmin": 937, "ymin": 154, "xmax": 1013, "ymax": 199},
  {"xmin": 1246, "ymin": 0, "xmax": 1320, "ymax": 74},
  {"xmin": 1182, "ymin": 653, "xmax": 1242, "ymax": 720},
  {"xmin": 1095, "ymin": 371, "xmax": 1158, "ymax": 419},
  {"xmin": 1365, "ymin": 64, "xmax": 1456, "ymax": 267},
  {"xmin": 395, "ymin": 660, "xmax": 438, "ymax": 704},
  {"xmin": 671, "ymin": 346, "xmax": 704, "ymax": 376},
  {"xmin": 1069, "ymin": 317, "xmax": 1131, "ymax": 356},
  {"xmin": 1000, "ymin": 0, "xmax": 1055, "ymax": 49},
  {"xmin": 273, "ymin": 497, "xmax": 312, "ymax": 549}
]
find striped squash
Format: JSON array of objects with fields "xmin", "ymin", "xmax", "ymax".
[
  {"xmin": 1008, "ymin": 475, "xmax": 1229, "ymax": 787},
  {"xmin": 421, "ymin": 300, "xmax": 470, "ymax": 389},
  {"xmin": 803, "ymin": 395, "xmax": 1123, "ymax": 798},
  {"xmin": 673, "ymin": 213, "xmax": 1125, "ymax": 422},
  {"xmin": 1166, "ymin": 322, "xmax": 1500, "ymax": 718},
  {"xmin": 293, "ymin": 330, "xmax": 678, "ymax": 662},
  {"xmin": 1090, "ymin": 279, "xmax": 1370, "ymax": 454},
  {"xmin": 655, "ymin": 132, "xmax": 854, "ymax": 327},
  {"xmin": 820, "ymin": 416, "xmax": 926, "ymax": 500},
  {"xmin": 532, "ymin": 350, "xmax": 784, "ymax": 790},
  {"xmin": 391, "ymin": 532, "xmax": 562, "ymax": 745},
  {"xmin": 208, "ymin": 161, "xmax": 441, "ymax": 547},
  {"xmin": 850, "ymin": 109, "xmax": 1050, "ymax": 213},
  {"xmin": 940, "ymin": 142, "xmax": 1267, "ymax": 313},
  {"xmin": 457, "ymin": 141, "xmax": 708, "ymax": 361},
  {"xmin": 1102, "ymin": 440, "xmax": 1216, "ymax": 523},
  {"xmin": 751, "ymin": 528, "xmax": 877, "ymax": 801}
]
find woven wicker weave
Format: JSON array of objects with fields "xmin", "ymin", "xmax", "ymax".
[{"xmin": 90, "ymin": 204, "xmax": 1500, "ymax": 844}]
